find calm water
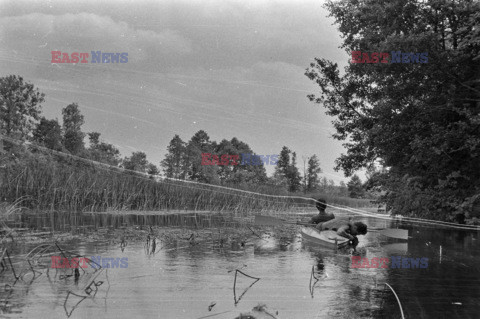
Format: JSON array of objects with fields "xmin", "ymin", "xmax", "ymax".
[{"xmin": 1, "ymin": 212, "xmax": 480, "ymax": 319}]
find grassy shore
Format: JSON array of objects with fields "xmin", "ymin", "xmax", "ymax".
[{"xmin": 0, "ymin": 150, "xmax": 373, "ymax": 215}]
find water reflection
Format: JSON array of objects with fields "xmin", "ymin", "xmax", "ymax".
[
  {"xmin": 6, "ymin": 211, "xmax": 244, "ymax": 232},
  {"xmin": 1, "ymin": 213, "xmax": 480, "ymax": 318}
]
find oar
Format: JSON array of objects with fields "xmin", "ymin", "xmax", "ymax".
[{"xmin": 254, "ymin": 215, "xmax": 409, "ymax": 240}]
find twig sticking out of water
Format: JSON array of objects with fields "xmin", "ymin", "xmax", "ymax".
[
  {"xmin": 208, "ymin": 301, "xmax": 216, "ymax": 311},
  {"xmin": 5, "ymin": 249, "xmax": 19, "ymax": 280},
  {"xmin": 233, "ymin": 269, "xmax": 260, "ymax": 305},
  {"xmin": 64, "ymin": 291, "xmax": 87, "ymax": 317}
]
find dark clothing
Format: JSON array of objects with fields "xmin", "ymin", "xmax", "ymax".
[
  {"xmin": 454, "ymin": 213, "xmax": 466, "ymax": 224},
  {"xmin": 310, "ymin": 212, "xmax": 335, "ymax": 224}
]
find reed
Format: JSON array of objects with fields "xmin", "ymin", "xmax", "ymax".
[{"xmin": 0, "ymin": 151, "xmax": 372, "ymax": 214}]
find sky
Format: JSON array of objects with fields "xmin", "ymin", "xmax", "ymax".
[{"xmin": 0, "ymin": 0, "xmax": 359, "ymax": 183}]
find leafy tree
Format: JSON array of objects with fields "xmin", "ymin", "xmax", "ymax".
[
  {"xmin": 364, "ymin": 165, "xmax": 386, "ymax": 196},
  {"xmin": 0, "ymin": 75, "xmax": 45, "ymax": 139},
  {"xmin": 215, "ymin": 138, "xmax": 237, "ymax": 183},
  {"xmin": 347, "ymin": 174, "xmax": 364, "ymax": 199},
  {"xmin": 161, "ymin": 133, "xmax": 268, "ymax": 185},
  {"xmin": 306, "ymin": 155, "xmax": 322, "ymax": 191},
  {"xmin": 147, "ymin": 163, "xmax": 159, "ymax": 177},
  {"xmin": 273, "ymin": 147, "xmax": 291, "ymax": 191},
  {"xmin": 274, "ymin": 146, "xmax": 302, "ymax": 192},
  {"xmin": 87, "ymin": 132, "xmax": 121, "ymax": 166},
  {"xmin": 185, "ymin": 130, "xmax": 219, "ymax": 184},
  {"xmin": 306, "ymin": 0, "xmax": 480, "ymax": 218},
  {"xmin": 227, "ymin": 137, "xmax": 268, "ymax": 185},
  {"xmin": 62, "ymin": 103, "xmax": 85, "ymax": 155},
  {"xmin": 88, "ymin": 132, "xmax": 101, "ymax": 146},
  {"xmin": 161, "ymin": 134, "xmax": 187, "ymax": 179},
  {"xmin": 32, "ymin": 117, "xmax": 63, "ymax": 151},
  {"xmin": 287, "ymin": 152, "xmax": 302, "ymax": 192},
  {"xmin": 122, "ymin": 151, "xmax": 149, "ymax": 173},
  {"xmin": 275, "ymin": 146, "xmax": 291, "ymax": 177}
]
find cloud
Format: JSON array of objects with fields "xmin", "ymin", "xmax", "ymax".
[{"xmin": 0, "ymin": 12, "xmax": 192, "ymax": 61}]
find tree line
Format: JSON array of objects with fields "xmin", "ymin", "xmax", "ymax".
[{"xmin": 0, "ymin": 75, "xmax": 368, "ymax": 198}]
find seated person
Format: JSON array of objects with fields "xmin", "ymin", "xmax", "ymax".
[
  {"xmin": 316, "ymin": 217, "xmax": 368, "ymax": 244},
  {"xmin": 454, "ymin": 212, "xmax": 466, "ymax": 224},
  {"xmin": 310, "ymin": 198, "xmax": 335, "ymax": 224}
]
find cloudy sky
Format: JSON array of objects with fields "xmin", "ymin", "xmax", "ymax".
[{"xmin": 0, "ymin": 0, "xmax": 356, "ymax": 183}]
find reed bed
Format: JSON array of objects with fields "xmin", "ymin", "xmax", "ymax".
[{"xmin": 0, "ymin": 151, "xmax": 372, "ymax": 215}]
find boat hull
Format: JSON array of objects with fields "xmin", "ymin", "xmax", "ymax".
[{"xmin": 301, "ymin": 227, "xmax": 349, "ymax": 249}]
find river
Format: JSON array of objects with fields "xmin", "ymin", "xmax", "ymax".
[{"xmin": 1, "ymin": 211, "xmax": 479, "ymax": 318}]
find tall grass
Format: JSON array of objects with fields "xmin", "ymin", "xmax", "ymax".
[
  {"xmin": 0, "ymin": 148, "xmax": 373, "ymax": 214},
  {"xmin": 0, "ymin": 198, "xmax": 27, "ymax": 241}
]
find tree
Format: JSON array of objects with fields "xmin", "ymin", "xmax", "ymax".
[
  {"xmin": 302, "ymin": 156, "xmax": 308, "ymax": 193},
  {"xmin": 161, "ymin": 135, "xmax": 187, "ymax": 179},
  {"xmin": 122, "ymin": 151, "xmax": 148, "ymax": 173},
  {"xmin": 161, "ymin": 132, "xmax": 268, "ymax": 186},
  {"xmin": 0, "ymin": 75, "xmax": 45, "ymax": 139},
  {"xmin": 215, "ymin": 139, "xmax": 237, "ymax": 183},
  {"xmin": 347, "ymin": 175, "xmax": 364, "ymax": 199},
  {"xmin": 62, "ymin": 103, "xmax": 85, "ymax": 155},
  {"xmin": 306, "ymin": 0, "xmax": 480, "ymax": 218},
  {"xmin": 185, "ymin": 130, "xmax": 219, "ymax": 184},
  {"xmin": 275, "ymin": 146, "xmax": 291, "ymax": 177},
  {"xmin": 306, "ymin": 155, "xmax": 322, "ymax": 192},
  {"xmin": 87, "ymin": 132, "xmax": 121, "ymax": 166},
  {"xmin": 32, "ymin": 117, "xmax": 63, "ymax": 151},
  {"xmin": 287, "ymin": 152, "xmax": 302, "ymax": 192},
  {"xmin": 88, "ymin": 132, "xmax": 101, "ymax": 146},
  {"xmin": 274, "ymin": 146, "xmax": 302, "ymax": 192},
  {"xmin": 364, "ymin": 164, "xmax": 386, "ymax": 196},
  {"xmin": 147, "ymin": 163, "xmax": 159, "ymax": 177},
  {"xmin": 227, "ymin": 137, "xmax": 267, "ymax": 185}
]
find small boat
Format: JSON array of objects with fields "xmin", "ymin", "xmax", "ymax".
[{"xmin": 301, "ymin": 227, "xmax": 349, "ymax": 249}]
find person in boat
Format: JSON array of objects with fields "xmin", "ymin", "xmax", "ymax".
[
  {"xmin": 454, "ymin": 212, "xmax": 466, "ymax": 224},
  {"xmin": 315, "ymin": 217, "xmax": 368, "ymax": 245},
  {"xmin": 309, "ymin": 198, "xmax": 335, "ymax": 225}
]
